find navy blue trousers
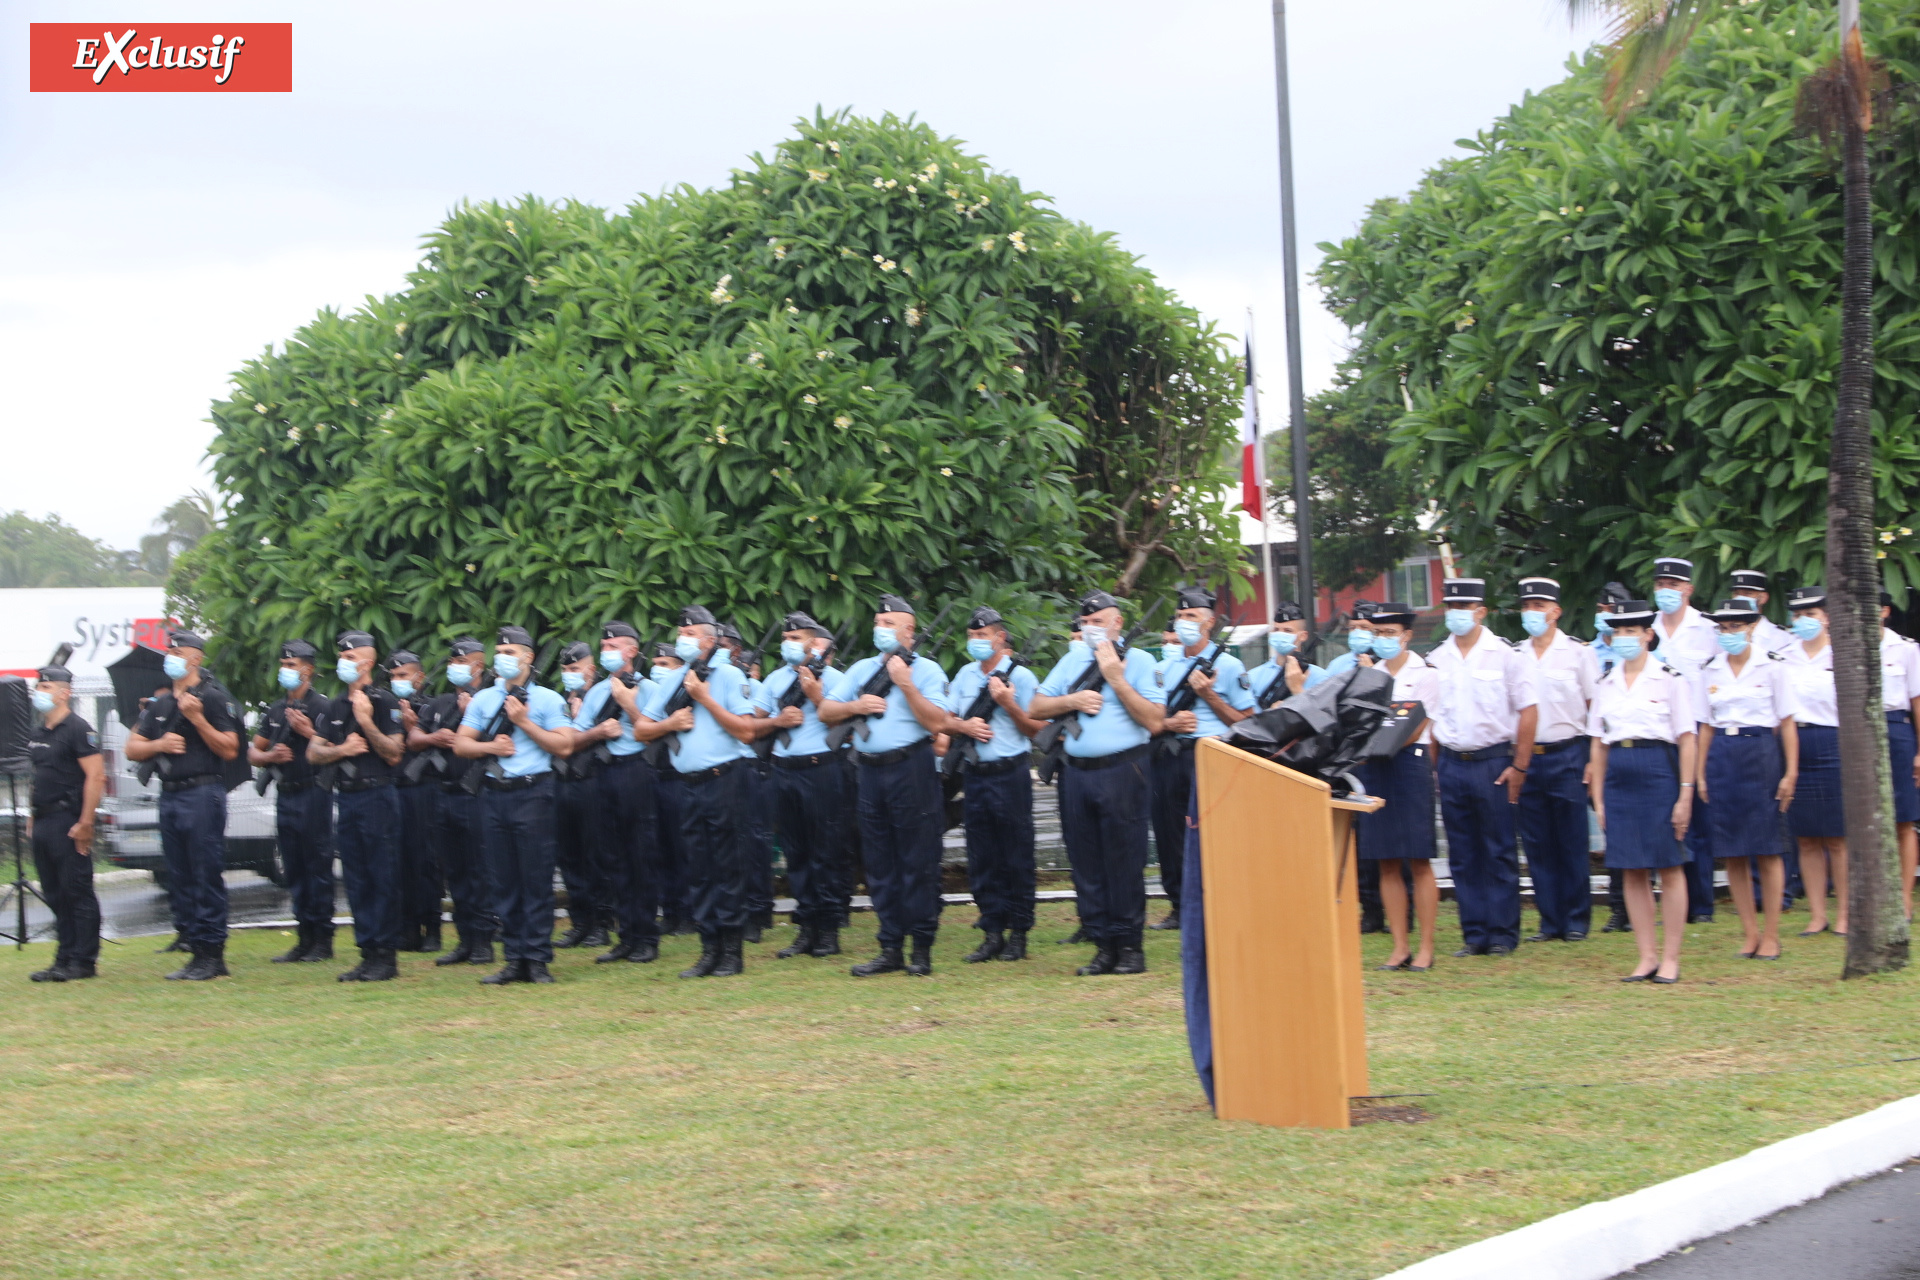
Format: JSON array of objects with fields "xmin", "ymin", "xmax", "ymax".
[
  {"xmin": 1518, "ymin": 740, "xmax": 1593, "ymax": 938},
  {"xmin": 33, "ymin": 810, "xmax": 100, "ymax": 969},
  {"xmin": 275, "ymin": 783, "xmax": 335, "ymax": 931},
  {"xmin": 769, "ymin": 759, "xmax": 851, "ymax": 929},
  {"xmin": 158, "ymin": 781, "xmax": 228, "ymax": 951},
  {"xmin": 675, "ymin": 763, "xmax": 756, "ymax": 934},
  {"xmin": 746, "ymin": 761, "xmax": 777, "ymax": 923},
  {"xmin": 397, "ymin": 781, "xmax": 442, "ymax": 943},
  {"xmin": 335, "ymin": 784, "xmax": 402, "ymax": 956},
  {"xmin": 1436, "ymin": 752, "xmax": 1521, "ymax": 951},
  {"xmin": 854, "ymin": 745, "xmax": 946, "ymax": 948},
  {"xmin": 1179, "ymin": 782, "xmax": 1214, "ymax": 1109},
  {"xmin": 961, "ymin": 763, "xmax": 1036, "ymax": 933},
  {"xmin": 555, "ymin": 773, "xmax": 604, "ymax": 928},
  {"xmin": 436, "ymin": 786, "xmax": 496, "ymax": 942},
  {"xmin": 653, "ymin": 769, "xmax": 690, "ymax": 925},
  {"xmin": 1683, "ymin": 795, "xmax": 1716, "ymax": 919},
  {"xmin": 595, "ymin": 756, "xmax": 660, "ymax": 945},
  {"xmin": 481, "ymin": 776, "xmax": 557, "ymax": 963},
  {"xmin": 1059, "ymin": 751, "xmax": 1151, "ymax": 945},
  {"xmin": 1149, "ymin": 745, "xmax": 1195, "ymax": 913}
]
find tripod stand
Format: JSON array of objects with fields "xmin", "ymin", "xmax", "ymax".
[{"xmin": 0, "ymin": 772, "xmax": 49, "ymax": 948}]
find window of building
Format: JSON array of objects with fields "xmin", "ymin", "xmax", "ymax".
[{"xmin": 1388, "ymin": 559, "xmax": 1432, "ymax": 610}]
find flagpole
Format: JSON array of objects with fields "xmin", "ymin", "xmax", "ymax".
[
  {"xmin": 1248, "ymin": 309, "xmax": 1274, "ymax": 624},
  {"xmin": 1272, "ymin": 0, "xmax": 1314, "ymax": 637}
]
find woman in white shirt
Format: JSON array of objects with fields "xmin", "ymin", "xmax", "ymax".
[
  {"xmin": 1586, "ymin": 603, "xmax": 1696, "ymax": 983},
  {"xmin": 1784, "ymin": 587, "xmax": 1847, "ymax": 936},
  {"xmin": 1695, "ymin": 600, "xmax": 1799, "ymax": 960},
  {"xmin": 1350, "ymin": 605, "xmax": 1439, "ymax": 972}
]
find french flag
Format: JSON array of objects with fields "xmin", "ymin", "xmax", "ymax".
[{"xmin": 1240, "ymin": 333, "xmax": 1262, "ymax": 517}]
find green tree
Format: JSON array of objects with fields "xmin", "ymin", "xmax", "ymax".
[
  {"xmin": 178, "ymin": 113, "xmax": 1243, "ymax": 704},
  {"xmin": 139, "ymin": 490, "xmax": 220, "ymax": 578},
  {"xmin": 0, "ymin": 511, "xmax": 156, "ymax": 588}
]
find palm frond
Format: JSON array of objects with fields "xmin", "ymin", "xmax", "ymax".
[{"xmin": 1564, "ymin": 0, "xmax": 1741, "ymax": 120}]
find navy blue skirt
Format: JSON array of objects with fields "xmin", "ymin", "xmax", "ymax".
[
  {"xmin": 1354, "ymin": 745, "xmax": 1436, "ymax": 861},
  {"xmin": 1790, "ymin": 724, "xmax": 1845, "ymax": 839},
  {"xmin": 1603, "ymin": 742, "xmax": 1688, "ymax": 870},
  {"xmin": 1705, "ymin": 732, "xmax": 1784, "ymax": 858},
  {"xmin": 1889, "ymin": 717, "xmax": 1920, "ymax": 824}
]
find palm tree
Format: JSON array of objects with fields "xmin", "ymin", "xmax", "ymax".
[
  {"xmin": 1569, "ymin": 0, "xmax": 1905, "ymax": 976},
  {"xmin": 139, "ymin": 489, "xmax": 221, "ymax": 578}
]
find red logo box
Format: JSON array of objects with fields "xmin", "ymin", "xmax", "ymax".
[{"xmin": 30, "ymin": 23, "xmax": 291, "ymax": 92}]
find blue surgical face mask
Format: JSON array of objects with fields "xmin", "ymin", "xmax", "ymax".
[
  {"xmin": 674, "ymin": 636, "xmax": 703, "ymax": 662},
  {"xmin": 1174, "ymin": 619, "xmax": 1204, "ymax": 647},
  {"xmin": 650, "ymin": 666, "xmax": 672, "ymax": 684},
  {"xmin": 1068, "ymin": 638, "xmax": 1089, "ymax": 656},
  {"xmin": 1520, "ymin": 610, "xmax": 1549, "ymax": 638},
  {"xmin": 31, "ymin": 690, "xmax": 56, "ymax": 714},
  {"xmin": 277, "ymin": 667, "xmax": 302, "ymax": 690},
  {"xmin": 561, "ymin": 671, "xmax": 586, "ymax": 692},
  {"xmin": 1080, "ymin": 626, "xmax": 1108, "ymax": 646},
  {"xmin": 1610, "ymin": 635, "xmax": 1644, "ymax": 661},
  {"xmin": 493, "ymin": 653, "xmax": 522, "ymax": 680},
  {"xmin": 966, "ymin": 638, "xmax": 995, "ymax": 662},
  {"xmin": 391, "ymin": 679, "xmax": 416, "ymax": 699},
  {"xmin": 1594, "ymin": 611, "xmax": 1614, "ymax": 635},
  {"xmin": 600, "ymin": 648, "xmax": 625, "ymax": 672},
  {"xmin": 1444, "ymin": 609, "xmax": 1476, "ymax": 637},
  {"xmin": 336, "ymin": 657, "xmax": 361, "ymax": 684},
  {"xmin": 1371, "ymin": 635, "xmax": 1403, "ymax": 662},
  {"xmin": 781, "ymin": 639, "xmax": 809, "ymax": 666},
  {"xmin": 447, "ymin": 663, "xmax": 473, "ymax": 687},
  {"xmin": 710, "ymin": 647, "xmax": 733, "ymax": 667},
  {"xmin": 1791, "ymin": 615, "xmax": 1824, "ymax": 642},
  {"xmin": 1268, "ymin": 630, "xmax": 1297, "ymax": 656},
  {"xmin": 1347, "ymin": 629, "xmax": 1374, "ymax": 654},
  {"xmin": 1716, "ymin": 631, "xmax": 1749, "ymax": 656},
  {"xmin": 163, "ymin": 654, "xmax": 189, "ymax": 680},
  {"xmin": 872, "ymin": 626, "xmax": 901, "ymax": 654},
  {"xmin": 1655, "ymin": 588, "xmax": 1684, "ymax": 615}
]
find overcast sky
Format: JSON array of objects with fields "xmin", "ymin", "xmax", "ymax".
[{"xmin": 1, "ymin": 1, "xmax": 1600, "ymax": 550}]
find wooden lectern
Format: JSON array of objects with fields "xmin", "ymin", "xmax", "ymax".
[{"xmin": 1194, "ymin": 736, "xmax": 1383, "ymax": 1129}]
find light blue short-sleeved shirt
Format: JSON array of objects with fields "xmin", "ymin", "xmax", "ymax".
[
  {"xmin": 825, "ymin": 654, "xmax": 949, "ymax": 754},
  {"xmin": 753, "ymin": 663, "xmax": 841, "ymax": 758},
  {"xmin": 1157, "ymin": 643, "xmax": 1257, "ymax": 739},
  {"xmin": 569, "ymin": 674, "xmax": 646, "ymax": 757},
  {"xmin": 944, "ymin": 655, "xmax": 1040, "ymax": 762},
  {"xmin": 1247, "ymin": 659, "xmax": 1330, "ymax": 705},
  {"xmin": 1036, "ymin": 644, "xmax": 1167, "ymax": 758},
  {"xmin": 640, "ymin": 663, "xmax": 756, "ymax": 773},
  {"xmin": 460, "ymin": 682, "xmax": 573, "ymax": 778}
]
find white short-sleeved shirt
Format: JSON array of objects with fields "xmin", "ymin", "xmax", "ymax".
[
  {"xmin": 1588, "ymin": 659, "xmax": 1697, "ymax": 745},
  {"xmin": 1785, "ymin": 642, "xmax": 1837, "ymax": 727},
  {"xmin": 1654, "ymin": 605, "xmax": 1720, "ymax": 674},
  {"xmin": 1427, "ymin": 628, "xmax": 1539, "ymax": 753},
  {"xmin": 1377, "ymin": 651, "xmax": 1438, "ymax": 744},
  {"xmin": 1883, "ymin": 630, "xmax": 1920, "ymax": 711},
  {"xmin": 1753, "ymin": 617, "xmax": 1796, "ymax": 656},
  {"xmin": 1521, "ymin": 629, "xmax": 1601, "ymax": 744},
  {"xmin": 1697, "ymin": 650, "xmax": 1797, "ymax": 731}
]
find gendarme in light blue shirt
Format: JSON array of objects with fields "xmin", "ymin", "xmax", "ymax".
[
  {"xmin": 944, "ymin": 655, "xmax": 1040, "ymax": 762},
  {"xmin": 1036, "ymin": 643, "xmax": 1167, "ymax": 758},
  {"xmin": 753, "ymin": 663, "xmax": 841, "ymax": 758},
  {"xmin": 640, "ymin": 661, "xmax": 756, "ymax": 773},
  {"xmin": 459, "ymin": 682, "xmax": 573, "ymax": 778},
  {"xmin": 569, "ymin": 673, "xmax": 645, "ymax": 757},
  {"xmin": 1247, "ymin": 659, "xmax": 1330, "ymax": 704},
  {"xmin": 825, "ymin": 654, "xmax": 949, "ymax": 754},
  {"xmin": 1157, "ymin": 643, "xmax": 1256, "ymax": 739}
]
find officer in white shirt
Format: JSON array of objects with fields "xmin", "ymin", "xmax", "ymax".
[
  {"xmin": 1729, "ymin": 569, "xmax": 1795, "ymax": 655},
  {"xmin": 1428, "ymin": 578, "xmax": 1539, "ymax": 956},
  {"xmin": 1650, "ymin": 556, "xmax": 1721, "ymax": 923},
  {"xmin": 1880, "ymin": 591, "xmax": 1920, "ymax": 918},
  {"xmin": 1784, "ymin": 587, "xmax": 1847, "ymax": 935},
  {"xmin": 1513, "ymin": 578, "xmax": 1602, "ymax": 943}
]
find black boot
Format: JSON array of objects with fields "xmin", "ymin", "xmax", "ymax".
[
  {"xmin": 998, "ymin": 930, "xmax": 1029, "ymax": 962},
  {"xmin": 577, "ymin": 921, "xmax": 611, "ymax": 949},
  {"xmin": 466, "ymin": 935, "xmax": 496, "ymax": 965},
  {"xmin": 435, "ymin": 935, "xmax": 476, "ymax": 966},
  {"xmin": 1602, "ymin": 909, "xmax": 1632, "ymax": 933},
  {"xmin": 336, "ymin": 953, "xmax": 371, "ymax": 982},
  {"xmin": 1076, "ymin": 941, "xmax": 1118, "ymax": 976},
  {"xmin": 850, "ymin": 946, "xmax": 905, "ymax": 977},
  {"xmin": 169, "ymin": 947, "xmax": 227, "ymax": 981},
  {"xmin": 304, "ymin": 928, "xmax": 335, "ymax": 962},
  {"xmin": 57, "ymin": 960, "xmax": 98, "ymax": 980},
  {"xmin": 29, "ymin": 963, "xmax": 68, "ymax": 982},
  {"xmin": 1057, "ymin": 925, "xmax": 1087, "ymax": 945},
  {"xmin": 907, "ymin": 939, "xmax": 933, "ymax": 977},
  {"xmin": 811, "ymin": 928, "xmax": 842, "ymax": 958},
  {"xmin": 1359, "ymin": 908, "xmax": 1387, "ymax": 935},
  {"xmin": 964, "ymin": 930, "xmax": 1004, "ymax": 963},
  {"xmin": 480, "ymin": 959, "xmax": 526, "ymax": 985},
  {"xmin": 711, "ymin": 929, "xmax": 745, "ymax": 977},
  {"xmin": 777, "ymin": 926, "xmax": 817, "ymax": 959},
  {"xmin": 419, "ymin": 925, "xmax": 443, "ymax": 953},
  {"xmin": 743, "ymin": 921, "xmax": 764, "ymax": 945},
  {"xmin": 679, "ymin": 934, "xmax": 722, "ymax": 979},
  {"xmin": 358, "ymin": 949, "xmax": 399, "ymax": 982},
  {"xmin": 525, "ymin": 961, "xmax": 555, "ymax": 984},
  {"xmin": 1148, "ymin": 910, "xmax": 1181, "ymax": 931},
  {"xmin": 272, "ymin": 925, "xmax": 312, "ymax": 963},
  {"xmin": 158, "ymin": 933, "xmax": 189, "ymax": 954},
  {"xmin": 1112, "ymin": 935, "xmax": 1147, "ymax": 974},
  {"xmin": 626, "ymin": 938, "xmax": 659, "ymax": 963},
  {"xmin": 594, "ymin": 939, "xmax": 638, "ymax": 964},
  {"xmin": 555, "ymin": 916, "xmax": 594, "ymax": 948}
]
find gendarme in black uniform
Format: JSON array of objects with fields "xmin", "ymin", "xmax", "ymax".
[
  {"xmin": 316, "ymin": 631, "xmax": 406, "ymax": 980},
  {"xmin": 421, "ymin": 638, "xmax": 498, "ymax": 966},
  {"xmin": 258, "ymin": 639, "xmax": 335, "ymax": 962},
  {"xmin": 28, "ymin": 665, "xmax": 102, "ymax": 980}
]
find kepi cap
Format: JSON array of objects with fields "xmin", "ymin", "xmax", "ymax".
[
  {"xmin": 1370, "ymin": 602, "xmax": 1417, "ymax": 627},
  {"xmin": 1518, "ymin": 577, "xmax": 1560, "ymax": 603},
  {"xmin": 1608, "ymin": 600, "xmax": 1658, "ymax": 627},
  {"xmin": 1730, "ymin": 569, "xmax": 1770, "ymax": 592},
  {"xmin": 1441, "ymin": 578, "xmax": 1486, "ymax": 604},
  {"xmin": 1706, "ymin": 598, "xmax": 1761, "ymax": 624},
  {"xmin": 1653, "ymin": 557, "xmax": 1694, "ymax": 582},
  {"xmin": 1787, "ymin": 586, "xmax": 1827, "ymax": 611}
]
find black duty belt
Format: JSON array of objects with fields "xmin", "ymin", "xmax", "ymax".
[
  {"xmin": 855, "ymin": 742, "xmax": 930, "ymax": 767},
  {"xmin": 773, "ymin": 752, "xmax": 836, "ymax": 771},
  {"xmin": 335, "ymin": 776, "xmax": 394, "ymax": 794},
  {"xmin": 1440, "ymin": 743, "xmax": 1512, "ymax": 764},
  {"xmin": 482, "ymin": 773, "xmax": 544, "ymax": 792},
  {"xmin": 1610, "ymin": 739, "xmax": 1675, "ymax": 750},
  {"xmin": 32, "ymin": 800, "xmax": 80, "ymax": 818},
  {"xmin": 602, "ymin": 752, "xmax": 644, "ymax": 768},
  {"xmin": 1066, "ymin": 743, "xmax": 1149, "ymax": 771},
  {"xmin": 1890, "ymin": 710, "xmax": 1914, "ymax": 725},
  {"xmin": 968, "ymin": 754, "xmax": 1028, "ymax": 777},
  {"xmin": 1719, "ymin": 726, "xmax": 1773, "ymax": 738},
  {"xmin": 680, "ymin": 758, "xmax": 745, "ymax": 785},
  {"xmin": 276, "ymin": 780, "xmax": 316, "ymax": 794},
  {"xmin": 160, "ymin": 773, "xmax": 222, "ymax": 793},
  {"xmin": 1532, "ymin": 736, "xmax": 1588, "ymax": 755}
]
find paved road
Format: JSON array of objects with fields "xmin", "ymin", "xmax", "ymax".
[{"xmin": 1627, "ymin": 1165, "xmax": 1920, "ymax": 1278}]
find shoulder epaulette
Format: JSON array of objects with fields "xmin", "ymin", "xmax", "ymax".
[{"xmin": 1765, "ymin": 649, "xmax": 1784, "ymax": 661}]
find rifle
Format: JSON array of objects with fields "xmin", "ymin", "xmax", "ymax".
[
  {"xmin": 642, "ymin": 644, "xmax": 716, "ymax": 769},
  {"xmin": 754, "ymin": 624, "xmax": 843, "ymax": 762},
  {"xmin": 1153, "ymin": 620, "xmax": 1231, "ymax": 757},
  {"xmin": 135, "ymin": 695, "xmax": 182, "ymax": 787},
  {"xmin": 942, "ymin": 628, "xmax": 1044, "ymax": 780},
  {"xmin": 1256, "ymin": 652, "xmax": 1305, "ymax": 709},
  {"xmin": 252, "ymin": 701, "xmax": 296, "ymax": 796},
  {"xmin": 1032, "ymin": 594, "xmax": 1172, "ymax": 784},
  {"xmin": 824, "ymin": 602, "xmax": 958, "ymax": 752},
  {"xmin": 461, "ymin": 641, "xmax": 559, "ymax": 795},
  {"xmin": 582, "ymin": 670, "xmax": 641, "ymax": 770}
]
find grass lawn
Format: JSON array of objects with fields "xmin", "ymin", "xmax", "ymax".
[{"xmin": 4, "ymin": 902, "xmax": 1917, "ymax": 1280}]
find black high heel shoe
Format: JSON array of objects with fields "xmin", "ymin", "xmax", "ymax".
[
  {"xmin": 1650, "ymin": 970, "xmax": 1682, "ymax": 985},
  {"xmin": 1375, "ymin": 956, "xmax": 1412, "ymax": 971},
  {"xmin": 1620, "ymin": 970, "xmax": 1655, "ymax": 983}
]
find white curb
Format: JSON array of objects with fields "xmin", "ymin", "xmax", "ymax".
[{"xmin": 1375, "ymin": 1092, "xmax": 1920, "ymax": 1280}]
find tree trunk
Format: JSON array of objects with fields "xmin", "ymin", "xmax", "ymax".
[{"xmin": 1829, "ymin": 66, "xmax": 1907, "ymax": 977}]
